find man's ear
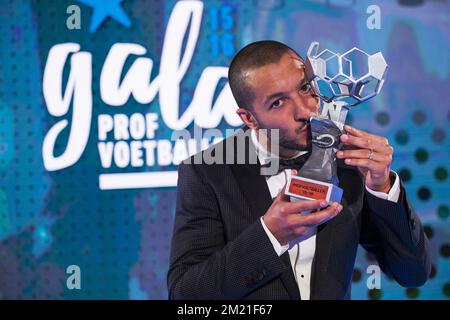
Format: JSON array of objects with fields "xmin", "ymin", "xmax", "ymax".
[{"xmin": 236, "ymin": 108, "xmax": 259, "ymax": 130}]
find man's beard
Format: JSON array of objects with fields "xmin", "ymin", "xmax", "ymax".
[{"xmin": 278, "ymin": 124, "xmax": 312, "ymax": 152}]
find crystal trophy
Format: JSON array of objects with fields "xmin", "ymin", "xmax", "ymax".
[{"xmin": 285, "ymin": 42, "xmax": 388, "ymax": 204}]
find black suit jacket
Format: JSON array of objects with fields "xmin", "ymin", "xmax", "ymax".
[{"xmin": 167, "ymin": 127, "xmax": 431, "ymax": 299}]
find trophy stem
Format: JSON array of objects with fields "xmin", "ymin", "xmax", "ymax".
[{"xmin": 320, "ymin": 100, "xmax": 349, "ymax": 126}]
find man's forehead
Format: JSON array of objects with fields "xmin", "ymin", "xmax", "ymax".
[
  {"xmin": 245, "ymin": 56, "xmax": 308, "ymax": 104},
  {"xmin": 243, "ymin": 52, "xmax": 306, "ymax": 81},
  {"xmin": 287, "ymin": 51, "xmax": 305, "ymax": 68}
]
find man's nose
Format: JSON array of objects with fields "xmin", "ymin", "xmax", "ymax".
[{"xmin": 293, "ymin": 93, "xmax": 317, "ymax": 121}]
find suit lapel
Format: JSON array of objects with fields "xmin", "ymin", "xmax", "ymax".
[
  {"xmin": 229, "ymin": 127, "xmax": 301, "ymax": 300},
  {"xmin": 280, "ymin": 252, "xmax": 301, "ymax": 300},
  {"xmin": 230, "ymin": 161, "xmax": 272, "ymax": 219},
  {"xmin": 228, "ymin": 127, "xmax": 273, "ymax": 220}
]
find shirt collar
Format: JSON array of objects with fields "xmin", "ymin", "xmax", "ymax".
[{"xmin": 250, "ymin": 129, "xmax": 309, "ymax": 166}]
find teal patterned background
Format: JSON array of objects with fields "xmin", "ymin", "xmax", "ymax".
[{"xmin": 0, "ymin": 0, "xmax": 449, "ymax": 299}]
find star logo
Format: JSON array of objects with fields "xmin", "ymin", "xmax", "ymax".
[{"xmin": 77, "ymin": 0, "xmax": 132, "ymax": 33}]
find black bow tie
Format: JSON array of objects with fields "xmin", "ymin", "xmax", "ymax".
[{"xmin": 261, "ymin": 152, "xmax": 310, "ymax": 175}]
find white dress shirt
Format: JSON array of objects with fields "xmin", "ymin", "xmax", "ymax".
[{"xmin": 251, "ymin": 129, "xmax": 401, "ymax": 300}]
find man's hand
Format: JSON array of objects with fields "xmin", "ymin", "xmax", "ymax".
[
  {"xmin": 337, "ymin": 125, "xmax": 393, "ymax": 193},
  {"xmin": 263, "ymin": 171, "xmax": 343, "ymax": 245}
]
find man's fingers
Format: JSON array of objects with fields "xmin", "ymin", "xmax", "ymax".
[
  {"xmin": 344, "ymin": 125, "xmax": 369, "ymax": 138},
  {"xmin": 291, "ymin": 202, "xmax": 342, "ymax": 226},
  {"xmin": 283, "ymin": 199, "xmax": 329, "ymax": 214},
  {"xmin": 336, "ymin": 149, "xmax": 385, "ymax": 162},
  {"xmin": 344, "ymin": 125, "xmax": 388, "ymax": 145},
  {"xmin": 342, "ymin": 158, "xmax": 387, "ymax": 173},
  {"xmin": 275, "ymin": 183, "xmax": 289, "ymax": 202},
  {"xmin": 340, "ymin": 134, "xmax": 387, "ymax": 151}
]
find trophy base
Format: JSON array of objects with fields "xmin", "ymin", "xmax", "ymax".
[{"xmin": 285, "ymin": 175, "xmax": 343, "ymax": 204}]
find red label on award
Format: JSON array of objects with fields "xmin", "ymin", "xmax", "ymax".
[
  {"xmin": 288, "ymin": 179, "xmax": 329, "ymax": 200},
  {"xmin": 285, "ymin": 175, "xmax": 343, "ymax": 204}
]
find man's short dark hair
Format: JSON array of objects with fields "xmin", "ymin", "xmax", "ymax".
[{"xmin": 228, "ymin": 40, "xmax": 300, "ymax": 109}]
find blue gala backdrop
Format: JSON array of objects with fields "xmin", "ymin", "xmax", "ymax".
[{"xmin": 0, "ymin": 0, "xmax": 449, "ymax": 299}]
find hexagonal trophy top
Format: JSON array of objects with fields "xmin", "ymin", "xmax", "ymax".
[{"xmin": 305, "ymin": 42, "xmax": 388, "ymax": 108}]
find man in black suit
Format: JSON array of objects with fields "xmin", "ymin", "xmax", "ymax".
[{"xmin": 167, "ymin": 40, "xmax": 431, "ymax": 299}]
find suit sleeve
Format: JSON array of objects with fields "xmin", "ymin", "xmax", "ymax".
[
  {"xmin": 359, "ymin": 180, "xmax": 431, "ymax": 287},
  {"xmin": 167, "ymin": 162, "xmax": 288, "ymax": 299}
]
